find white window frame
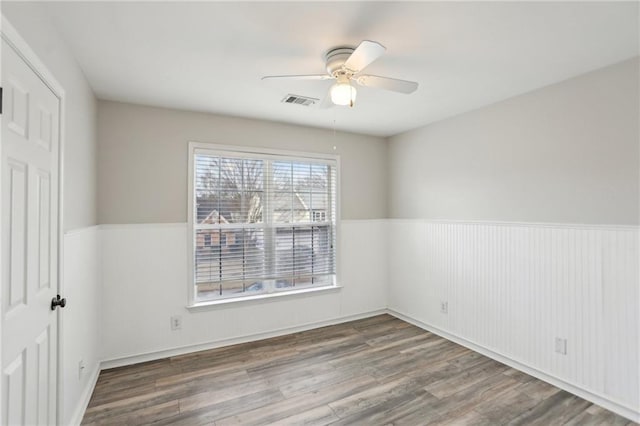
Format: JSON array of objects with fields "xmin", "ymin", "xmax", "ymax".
[{"xmin": 187, "ymin": 141, "xmax": 341, "ymax": 308}]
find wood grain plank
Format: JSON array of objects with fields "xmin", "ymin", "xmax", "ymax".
[{"xmin": 215, "ymin": 374, "xmax": 378, "ymax": 425}]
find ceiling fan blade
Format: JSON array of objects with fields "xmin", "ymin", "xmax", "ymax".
[
  {"xmin": 261, "ymin": 74, "xmax": 332, "ymax": 81},
  {"xmin": 355, "ymin": 75, "xmax": 418, "ymax": 94},
  {"xmin": 344, "ymin": 40, "xmax": 386, "ymax": 73}
]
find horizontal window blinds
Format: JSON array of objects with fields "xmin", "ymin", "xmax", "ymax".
[{"xmin": 193, "ymin": 151, "xmax": 337, "ymax": 301}]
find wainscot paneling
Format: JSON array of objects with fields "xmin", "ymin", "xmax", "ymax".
[
  {"xmin": 62, "ymin": 226, "xmax": 101, "ymax": 425},
  {"xmin": 98, "ymin": 220, "xmax": 387, "ymax": 365},
  {"xmin": 388, "ymin": 220, "xmax": 639, "ymax": 420}
]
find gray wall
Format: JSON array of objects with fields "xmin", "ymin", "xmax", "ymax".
[
  {"xmin": 388, "ymin": 57, "xmax": 639, "ymax": 225},
  {"xmin": 97, "ymin": 100, "xmax": 388, "ymax": 223},
  {"xmin": 2, "ymin": 1, "xmax": 98, "ymax": 232}
]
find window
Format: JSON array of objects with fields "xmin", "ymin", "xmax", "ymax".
[{"xmin": 189, "ymin": 143, "xmax": 338, "ymax": 304}]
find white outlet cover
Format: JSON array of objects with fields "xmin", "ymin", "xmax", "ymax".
[
  {"xmin": 171, "ymin": 315, "xmax": 182, "ymax": 330},
  {"xmin": 78, "ymin": 360, "xmax": 85, "ymax": 379},
  {"xmin": 555, "ymin": 338, "xmax": 567, "ymax": 355}
]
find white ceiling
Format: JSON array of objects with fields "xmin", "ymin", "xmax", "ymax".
[{"xmin": 42, "ymin": 1, "xmax": 638, "ymax": 137}]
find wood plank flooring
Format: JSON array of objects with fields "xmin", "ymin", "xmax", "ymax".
[{"xmin": 82, "ymin": 315, "xmax": 635, "ymax": 425}]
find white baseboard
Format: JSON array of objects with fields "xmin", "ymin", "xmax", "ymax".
[
  {"xmin": 67, "ymin": 365, "xmax": 100, "ymax": 426},
  {"xmin": 74, "ymin": 310, "xmax": 383, "ymax": 422},
  {"xmin": 74, "ymin": 308, "xmax": 639, "ymax": 423},
  {"xmin": 101, "ymin": 309, "xmax": 387, "ymax": 370},
  {"xmin": 387, "ymin": 308, "xmax": 640, "ymax": 423}
]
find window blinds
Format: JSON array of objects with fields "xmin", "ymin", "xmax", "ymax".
[{"xmin": 193, "ymin": 150, "xmax": 337, "ymax": 301}]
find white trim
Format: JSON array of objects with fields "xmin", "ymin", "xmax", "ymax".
[
  {"xmin": 188, "ymin": 141, "xmax": 340, "ymax": 162},
  {"xmin": 187, "ymin": 143, "xmax": 196, "ymax": 306},
  {"xmin": 64, "ymin": 225, "xmax": 100, "ymax": 237},
  {"xmin": 1, "ymin": 15, "xmax": 67, "ymax": 426},
  {"xmin": 98, "ymin": 222, "xmax": 187, "ymax": 231},
  {"xmin": 68, "ymin": 309, "xmax": 384, "ymax": 422},
  {"xmin": 188, "ymin": 284, "xmax": 342, "ymax": 310},
  {"xmin": 387, "ymin": 308, "xmax": 640, "ymax": 423},
  {"xmin": 186, "ymin": 141, "xmax": 341, "ymax": 307},
  {"xmin": 68, "ymin": 306, "xmax": 640, "ymax": 423},
  {"xmin": 334, "ymin": 155, "xmax": 342, "ymax": 296},
  {"xmin": 340, "ymin": 218, "xmax": 387, "ymax": 224},
  {"xmin": 100, "ymin": 309, "xmax": 385, "ymax": 369},
  {"xmin": 67, "ymin": 365, "xmax": 99, "ymax": 426},
  {"xmin": 95, "ymin": 218, "xmax": 633, "ymax": 229},
  {"xmin": 388, "ymin": 217, "xmax": 639, "ymax": 231},
  {"xmin": 193, "ymin": 148, "xmax": 337, "ymax": 167},
  {"xmin": 99, "ymin": 221, "xmax": 374, "ymax": 229},
  {"xmin": 0, "ymin": 17, "xmax": 65, "ymax": 95}
]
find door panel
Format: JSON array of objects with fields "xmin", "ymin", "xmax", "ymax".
[
  {"xmin": 4, "ymin": 350, "xmax": 26, "ymax": 425},
  {"xmin": 6, "ymin": 159, "xmax": 27, "ymax": 311},
  {"xmin": 6, "ymin": 80, "xmax": 29, "ymax": 138},
  {"xmin": 35, "ymin": 327, "xmax": 50, "ymax": 424},
  {"xmin": 37, "ymin": 171, "xmax": 51, "ymax": 291},
  {"xmin": 2, "ymin": 37, "xmax": 60, "ymax": 426}
]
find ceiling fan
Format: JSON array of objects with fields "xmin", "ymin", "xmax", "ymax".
[{"xmin": 262, "ymin": 40, "xmax": 419, "ymax": 107}]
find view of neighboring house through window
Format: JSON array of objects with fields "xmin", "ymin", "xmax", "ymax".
[{"xmin": 190, "ymin": 145, "xmax": 337, "ymax": 302}]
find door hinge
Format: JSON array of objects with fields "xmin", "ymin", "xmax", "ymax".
[{"xmin": 0, "ymin": 87, "xmax": 3, "ymax": 115}]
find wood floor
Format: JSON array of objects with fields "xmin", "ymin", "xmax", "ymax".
[{"xmin": 82, "ymin": 315, "xmax": 635, "ymax": 425}]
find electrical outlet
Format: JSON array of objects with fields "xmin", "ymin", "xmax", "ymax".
[
  {"xmin": 78, "ymin": 360, "xmax": 85, "ymax": 379},
  {"xmin": 171, "ymin": 315, "xmax": 182, "ymax": 331},
  {"xmin": 555, "ymin": 337, "xmax": 567, "ymax": 355},
  {"xmin": 440, "ymin": 301, "xmax": 448, "ymax": 314}
]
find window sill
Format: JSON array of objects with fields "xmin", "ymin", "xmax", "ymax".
[{"xmin": 187, "ymin": 285, "xmax": 342, "ymax": 311}]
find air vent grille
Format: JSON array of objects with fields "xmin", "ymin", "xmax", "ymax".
[{"xmin": 281, "ymin": 94, "xmax": 318, "ymax": 107}]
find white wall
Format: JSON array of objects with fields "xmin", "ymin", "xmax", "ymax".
[
  {"xmin": 62, "ymin": 228, "xmax": 100, "ymax": 424},
  {"xmin": 99, "ymin": 221, "xmax": 387, "ymax": 364},
  {"xmin": 387, "ymin": 59, "xmax": 640, "ymax": 420},
  {"xmin": 1, "ymin": 3, "xmax": 100, "ymax": 425}
]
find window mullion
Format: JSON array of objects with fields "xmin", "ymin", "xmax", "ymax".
[
  {"xmin": 264, "ymin": 159, "xmax": 275, "ymax": 284},
  {"xmin": 328, "ymin": 166, "xmax": 335, "ymax": 275},
  {"xmin": 218, "ymin": 162, "xmax": 222, "ymax": 296},
  {"xmin": 241, "ymin": 161, "xmax": 245, "ymax": 292}
]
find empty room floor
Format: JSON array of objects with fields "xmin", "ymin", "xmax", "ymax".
[{"xmin": 82, "ymin": 315, "xmax": 634, "ymax": 425}]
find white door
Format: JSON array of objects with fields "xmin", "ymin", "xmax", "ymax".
[{"xmin": 1, "ymin": 36, "xmax": 60, "ymax": 426}]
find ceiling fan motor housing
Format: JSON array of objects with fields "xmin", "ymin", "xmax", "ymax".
[{"xmin": 325, "ymin": 47, "xmax": 355, "ymax": 76}]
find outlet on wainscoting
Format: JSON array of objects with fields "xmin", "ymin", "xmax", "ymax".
[
  {"xmin": 171, "ymin": 315, "xmax": 182, "ymax": 331},
  {"xmin": 440, "ymin": 301, "xmax": 448, "ymax": 314},
  {"xmin": 555, "ymin": 337, "xmax": 567, "ymax": 355},
  {"xmin": 78, "ymin": 360, "xmax": 85, "ymax": 379}
]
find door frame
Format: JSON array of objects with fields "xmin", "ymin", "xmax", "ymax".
[{"xmin": 0, "ymin": 15, "xmax": 66, "ymax": 425}]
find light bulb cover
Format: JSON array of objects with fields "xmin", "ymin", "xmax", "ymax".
[{"xmin": 330, "ymin": 82, "xmax": 357, "ymax": 106}]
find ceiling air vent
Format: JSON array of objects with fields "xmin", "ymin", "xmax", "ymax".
[{"xmin": 281, "ymin": 94, "xmax": 318, "ymax": 107}]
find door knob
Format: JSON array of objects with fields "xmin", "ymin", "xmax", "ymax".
[{"xmin": 51, "ymin": 294, "xmax": 67, "ymax": 311}]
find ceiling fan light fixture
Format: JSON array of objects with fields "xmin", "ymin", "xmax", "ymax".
[
  {"xmin": 330, "ymin": 81, "xmax": 357, "ymax": 107},
  {"xmin": 262, "ymin": 40, "xmax": 418, "ymax": 108}
]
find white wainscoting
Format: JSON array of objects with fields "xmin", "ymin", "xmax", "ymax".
[
  {"xmin": 388, "ymin": 219, "xmax": 639, "ymax": 420},
  {"xmin": 62, "ymin": 226, "xmax": 101, "ymax": 426},
  {"xmin": 93, "ymin": 218, "xmax": 639, "ymax": 421},
  {"xmin": 99, "ymin": 220, "xmax": 387, "ymax": 366}
]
